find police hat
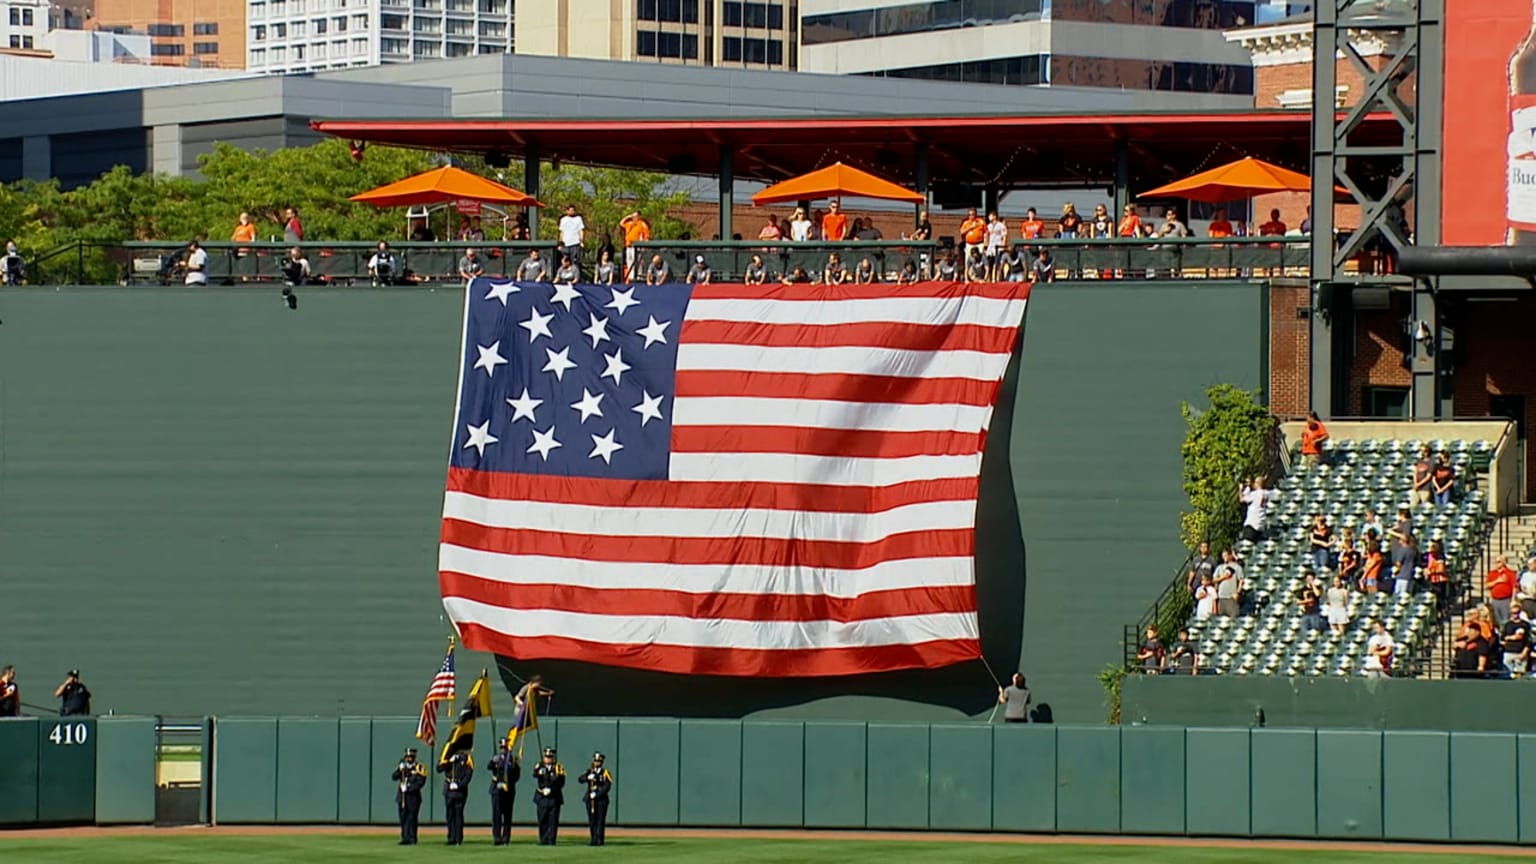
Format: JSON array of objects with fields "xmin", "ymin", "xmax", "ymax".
[
  {"xmin": 542, "ymin": 748, "xmax": 556, "ymax": 758},
  {"xmin": 405, "ymin": 748, "xmax": 417, "ymax": 756},
  {"xmin": 67, "ymin": 669, "xmax": 80, "ymax": 678},
  {"xmin": 592, "ymin": 752, "xmax": 605, "ymax": 763}
]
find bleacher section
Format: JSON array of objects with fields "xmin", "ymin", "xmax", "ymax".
[{"xmin": 1187, "ymin": 438, "xmax": 1495, "ymax": 678}]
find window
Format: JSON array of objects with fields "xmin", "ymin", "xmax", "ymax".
[
  {"xmin": 194, "ymin": 41, "xmax": 219, "ymax": 53},
  {"xmin": 22, "ymin": 34, "xmax": 32, "ymax": 47},
  {"xmin": 253, "ymin": 24, "xmax": 267, "ymax": 40},
  {"xmin": 381, "ymin": 36, "xmax": 407, "ymax": 53},
  {"xmin": 636, "ymin": 30, "xmax": 697, "ymax": 58},
  {"xmin": 723, "ymin": 1, "xmax": 782, "ymax": 29},
  {"xmin": 352, "ymin": 13, "xmax": 369, "ymax": 28},
  {"xmin": 146, "ymin": 23, "xmax": 184, "ymax": 36},
  {"xmin": 637, "ymin": 0, "xmax": 699, "ymax": 24},
  {"xmin": 291, "ymin": 20, "xmax": 306, "ymax": 35},
  {"xmin": 150, "ymin": 43, "xmax": 185, "ymax": 55},
  {"xmin": 22, "ymin": 8, "xmax": 34, "ymax": 25},
  {"xmin": 250, "ymin": 3, "xmax": 265, "ymax": 18},
  {"xmin": 249, "ymin": 47, "xmax": 267, "ymax": 64},
  {"xmin": 334, "ymin": 16, "xmax": 346, "ymax": 30},
  {"xmin": 314, "ymin": 17, "xmax": 327, "ymax": 32},
  {"xmin": 193, "ymin": 21, "xmax": 219, "ymax": 34},
  {"xmin": 7, "ymin": 9, "xmax": 17, "ymax": 25},
  {"xmin": 870, "ymin": 53, "xmax": 1047, "ymax": 86},
  {"xmin": 381, "ymin": 13, "xmax": 405, "ymax": 28},
  {"xmin": 293, "ymin": 44, "xmax": 305, "ymax": 58},
  {"xmin": 351, "ymin": 36, "xmax": 367, "ymax": 54},
  {"xmin": 1362, "ymin": 386, "xmax": 1410, "ymax": 419},
  {"xmin": 723, "ymin": 36, "xmax": 782, "ymax": 64},
  {"xmin": 7, "ymin": 35, "xmax": 17, "ymax": 48},
  {"xmin": 273, "ymin": 22, "xmax": 286, "ymax": 37}
]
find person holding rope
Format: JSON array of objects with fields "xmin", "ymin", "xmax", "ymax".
[{"xmin": 997, "ymin": 673, "xmax": 1031, "ymax": 724}]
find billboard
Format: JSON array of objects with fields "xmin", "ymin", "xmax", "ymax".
[{"xmin": 1442, "ymin": 1, "xmax": 1535, "ymax": 246}]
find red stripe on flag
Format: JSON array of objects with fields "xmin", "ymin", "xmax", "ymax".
[
  {"xmin": 445, "ymin": 467, "xmax": 978, "ymax": 513},
  {"xmin": 673, "ymin": 371, "xmax": 1000, "ymax": 406},
  {"xmin": 454, "ymin": 622, "xmax": 982, "ymax": 677},
  {"xmin": 440, "ymin": 571, "xmax": 978, "ymax": 623},
  {"xmin": 441, "ymin": 519, "xmax": 975, "ymax": 567},
  {"xmin": 688, "ymin": 280, "xmax": 1029, "ymax": 302},
  {"xmin": 671, "ymin": 425, "xmax": 983, "ymax": 458},
  {"xmin": 678, "ymin": 319, "xmax": 1018, "ymax": 353}
]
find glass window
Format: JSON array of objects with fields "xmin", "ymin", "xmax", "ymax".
[
  {"xmin": 7, "ymin": 9, "xmax": 17, "ymax": 25},
  {"xmin": 146, "ymin": 23, "xmax": 184, "ymax": 37},
  {"xmin": 315, "ymin": 17, "xmax": 327, "ymax": 32},
  {"xmin": 335, "ymin": 15, "xmax": 346, "ymax": 30},
  {"xmin": 22, "ymin": 8, "xmax": 34, "ymax": 24},
  {"xmin": 193, "ymin": 21, "xmax": 219, "ymax": 34},
  {"xmin": 272, "ymin": 22, "xmax": 286, "ymax": 37},
  {"xmin": 7, "ymin": 35, "xmax": 17, "ymax": 48},
  {"xmin": 150, "ymin": 43, "xmax": 185, "ymax": 55},
  {"xmin": 253, "ymin": 24, "xmax": 267, "ymax": 40},
  {"xmin": 194, "ymin": 41, "xmax": 219, "ymax": 53},
  {"xmin": 637, "ymin": 0, "xmax": 698, "ymax": 23}
]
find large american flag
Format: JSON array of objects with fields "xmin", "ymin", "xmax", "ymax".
[
  {"xmin": 439, "ymin": 277, "xmax": 1029, "ymax": 677},
  {"xmin": 415, "ymin": 646, "xmax": 456, "ymax": 745}
]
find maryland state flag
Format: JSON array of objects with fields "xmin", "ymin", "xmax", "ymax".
[
  {"xmin": 438, "ymin": 671, "xmax": 492, "ymax": 763},
  {"xmin": 506, "ymin": 687, "xmax": 539, "ymax": 758}
]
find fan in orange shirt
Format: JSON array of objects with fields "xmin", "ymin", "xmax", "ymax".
[
  {"xmin": 1259, "ymin": 208, "xmax": 1287, "ymax": 236},
  {"xmin": 1019, "ymin": 208, "xmax": 1045, "ymax": 241},
  {"xmin": 821, "ymin": 200, "xmax": 849, "ymax": 242},
  {"xmin": 230, "ymin": 211, "xmax": 257, "ymax": 261},
  {"xmin": 1208, "ymin": 208, "xmax": 1234, "ymax": 238},
  {"xmin": 620, "ymin": 211, "xmax": 652, "ymax": 281},
  {"xmin": 1300, "ymin": 411, "xmax": 1329, "ymax": 466},
  {"xmin": 1117, "ymin": 205, "xmax": 1142, "ymax": 237},
  {"xmin": 959, "ymin": 207, "xmax": 987, "ymax": 262}
]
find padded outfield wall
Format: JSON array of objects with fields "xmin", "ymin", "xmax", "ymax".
[{"xmin": 0, "ymin": 283, "xmax": 1263, "ymax": 722}]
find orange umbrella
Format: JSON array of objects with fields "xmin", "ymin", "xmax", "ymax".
[
  {"xmin": 752, "ymin": 162, "xmax": 924, "ymax": 205},
  {"xmin": 1139, "ymin": 156, "xmax": 1346, "ymax": 204},
  {"xmin": 350, "ymin": 165, "xmax": 543, "ymax": 208}
]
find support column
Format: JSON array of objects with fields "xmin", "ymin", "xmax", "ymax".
[
  {"xmin": 1309, "ymin": 282, "xmax": 1336, "ymax": 416},
  {"xmin": 151, "ymin": 124, "xmax": 183, "ymax": 177},
  {"xmin": 914, "ymin": 142, "xmax": 930, "ymax": 222},
  {"xmin": 1112, "ymin": 138, "xmax": 1130, "ymax": 218},
  {"xmin": 1410, "ymin": 282, "xmax": 1440, "ymax": 419},
  {"xmin": 21, "ymin": 135, "xmax": 50, "ymax": 182},
  {"xmin": 524, "ymin": 142, "xmax": 541, "ymax": 240},
  {"xmin": 982, "ymin": 186, "xmax": 1000, "ymax": 216},
  {"xmin": 718, "ymin": 145, "xmax": 734, "ymax": 241}
]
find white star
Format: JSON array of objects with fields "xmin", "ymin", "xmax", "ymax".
[
  {"xmin": 550, "ymin": 281, "xmax": 582, "ymax": 312},
  {"xmin": 506, "ymin": 387, "xmax": 543, "ymax": 423},
  {"xmin": 601, "ymin": 348, "xmax": 632, "ymax": 386},
  {"xmin": 519, "ymin": 307, "xmax": 554, "ymax": 343},
  {"xmin": 463, "ymin": 420, "xmax": 499, "ymax": 458},
  {"xmin": 636, "ymin": 315, "xmax": 671, "ymax": 349},
  {"xmin": 605, "ymin": 286, "xmax": 641, "ymax": 316},
  {"xmin": 633, "ymin": 390, "xmax": 664, "ymax": 427},
  {"xmin": 527, "ymin": 426, "xmax": 562, "ymax": 461},
  {"xmin": 484, "ymin": 280, "xmax": 520, "ymax": 306},
  {"xmin": 581, "ymin": 313, "xmax": 612, "ymax": 349},
  {"xmin": 570, "ymin": 388, "xmax": 605, "ymax": 423},
  {"xmin": 473, "ymin": 341, "xmax": 507, "ymax": 378},
  {"xmin": 588, "ymin": 428, "xmax": 624, "ymax": 464},
  {"xmin": 542, "ymin": 346, "xmax": 577, "ymax": 381}
]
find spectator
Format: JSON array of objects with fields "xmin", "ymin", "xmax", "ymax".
[
  {"xmin": 619, "ymin": 211, "xmax": 651, "ymax": 281},
  {"xmin": 1326, "ymin": 575, "xmax": 1350, "ymax": 636},
  {"xmin": 788, "ymin": 207, "xmax": 813, "ymax": 242},
  {"xmin": 854, "ymin": 257, "xmax": 876, "ymax": 284},
  {"xmin": 553, "ymin": 254, "xmax": 580, "ymax": 285},
  {"xmin": 465, "ymin": 216, "xmax": 486, "ymax": 242},
  {"xmin": 1361, "ymin": 533, "xmax": 1384, "ymax": 593},
  {"xmin": 592, "ymin": 249, "xmax": 617, "ymax": 285},
  {"xmin": 1169, "ymin": 628, "xmax": 1197, "ymax": 675},
  {"xmin": 964, "ymin": 247, "xmax": 988, "ymax": 283},
  {"xmin": 2, "ymin": 240, "xmax": 24, "ymax": 285},
  {"xmin": 1503, "ymin": 607, "xmax": 1533, "ymax": 678},
  {"xmin": 1156, "ymin": 208, "xmax": 1190, "ymax": 239},
  {"xmin": 368, "ymin": 241, "xmax": 397, "ymax": 286},
  {"xmin": 854, "ymin": 219, "xmax": 881, "ymax": 242},
  {"xmin": 1239, "ymin": 476, "xmax": 1275, "ymax": 542},
  {"xmin": 1337, "ymin": 530, "xmax": 1362, "ymax": 588},
  {"xmin": 558, "ymin": 204, "xmax": 587, "ymax": 267},
  {"xmin": 1453, "ymin": 609, "xmax": 1492, "ymax": 678},
  {"xmin": 1300, "ymin": 411, "xmax": 1329, "ymax": 466},
  {"xmin": 596, "ymin": 231, "xmax": 617, "ymax": 267},
  {"xmin": 1208, "ymin": 208, "xmax": 1234, "ymax": 238},
  {"xmin": 758, "ymin": 214, "xmax": 783, "ymax": 242},
  {"xmin": 231, "ymin": 212, "xmax": 257, "ymax": 259},
  {"xmin": 1259, "ymin": 208, "xmax": 1287, "ymax": 236},
  {"xmin": 1386, "ymin": 506, "xmax": 1416, "ymax": 585},
  {"xmin": 1297, "ymin": 570, "xmax": 1324, "ymax": 631},
  {"xmin": 896, "ymin": 260, "xmax": 920, "ymax": 284},
  {"xmin": 183, "ymin": 239, "xmax": 209, "ymax": 286},
  {"xmin": 1300, "ymin": 205, "xmax": 1314, "ymax": 234},
  {"xmin": 1117, "ymin": 205, "xmax": 1143, "ymax": 238},
  {"xmin": 55, "ymin": 670, "xmax": 90, "ymax": 717},
  {"xmin": 1194, "ymin": 574, "xmax": 1217, "ymax": 621},
  {"xmin": 517, "ymin": 249, "xmax": 549, "ymax": 282},
  {"xmin": 1029, "ymin": 247, "xmax": 1055, "ymax": 284},
  {"xmin": 984, "ymin": 212, "xmax": 1008, "ymax": 277},
  {"xmin": 960, "ymin": 208, "xmax": 987, "ymax": 264},
  {"xmin": 1136, "ymin": 626, "xmax": 1165, "ymax": 673},
  {"xmin": 1189, "ymin": 540, "xmax": 1218, "ymax": 594},
  {"xmin": 909, "ymin": 209, "xmax": 933, "ymax": 242},
  {"xmin": 743, "ymin": 254, "xmax": 767, "ymax": 286},
  {"xmin": 645, "ymin": 254, "xmax": 672, "ymax": 285},
  {"xmin": 1361, "ymin": 508, "xmax": 1384, "ymax": 538},
  {"xmin": 459, "ymin": 248, "xmax": 486, "ymax": 282},
  {"xmin": 1431, "ymin": 451, "xmax": 1456, "ymax": 506},
  {"xmin": 1411, "ymin": 445, "xmax": 1433, "ymax": 506},
  {"xmin": 1364, "ymin": 620, "xmax": 1395, "ymax": 678},
  {"xmin": 409, "ymin": 217, "xmax": 436, "ymax": 242},
  {"xmin": 509, "ymin": 213, "xmax": 532, "ymax": 241},
  {"xmin": 1424, "ymin": 539, "xmax": 1450, "ymax": 610},
  {"xmin": 999, "ymin": 244, "xmax": 1027, "ymax": 282},
  {"xmin": 284, "ymin": 207, "xmax": 304, "ymax": 243},
  {"xmin": 281, "ymin": 246, "xmax": 310, "ymax": 286},
  {"xmin": 821, "ymin": 252, "xmax": 848, "ymax": 285},
  {"xmin": 0, "ymin": 666, "xmax": 18, "ymax": 717},
  {"xmin": 1489, "ymin": 555, "xmax": 1519, "ymax": 627},
  {"xmin": 685, "ymin": 255, "xmax": 711, "ymax": 285},
  {"xmin": 934, "ymin": 251, "xmax": 959, "ymax": 281},
  {"xmin": 996, "ymin": 673, "xmax": 1031, "ymax": 723},
  {"xmin": 1214, "ymin": 548, "xmax": 1243, "ymax": 617},
  {"xmin": 1309, "ymin": 514, "xmax": 1334, "ymax": 573},
  {"xmin": 1518, "ymin": 556, "xmax": 1536, "ymax": 620},
  {"xmin": 781, "ymin": 264, "xmax": 812, "ymax": 285},
  {"xmin": 1058, "ymin": 203, "xmax": 1083, "ymax": 239},
  {"xmin": 1019, "ymin": 208, "xmax": 1045, "ymax": 241},
  {"xmin": 1089, "ymin": 205, "xmax": 1113, "ymax": 238},
  {"xmin": 821, "ymin": 201, "xmax": 849, "ymax": 242}
]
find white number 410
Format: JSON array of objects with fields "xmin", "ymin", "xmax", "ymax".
[{"xmin": 49, "ymin": 723, "xmax": 88, "ymax": 745}]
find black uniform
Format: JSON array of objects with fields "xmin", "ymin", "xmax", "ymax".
[
  {"xmin": 390, "ymin": 754, "xmax": 428, "ymax": 845},
  {"xmin": 488, "ymin": 748, "xmax": 520, "ymax": 845},
  {"xmin": 59, "ymin": 680, "xmax": 91, "ymax": 716},
  {"xmin": 532, "ymin": 754, "xmax": 566, "ymax": 846},
  {"xmin": 438, "ymin": 752, "xmax": 474, "ymax": 845},
  {"xmin": 577, "ymin": 758, "xmax": 614, "ymax": 846}
]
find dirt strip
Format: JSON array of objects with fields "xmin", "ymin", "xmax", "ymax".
[{"xmin": 6, "ymin": 824, "xmax": 1536, "ymax": 855}]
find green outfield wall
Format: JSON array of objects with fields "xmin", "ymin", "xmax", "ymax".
[
  {"xmin": 10, "ymin": 715, "xmax": 1536, "ymax": 844},
  {"xmin": 0, "ymin": 283, "xmax": 1264, "ymax": 722}
]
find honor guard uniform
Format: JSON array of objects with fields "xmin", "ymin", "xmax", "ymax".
[
  {"xmin": 438, "ymin": 750, "xmax": 474, "ymax": 846},
  {"xmin": 532, "ymin": 747, "xmax": 566, "ymax": 846},
  {"xmin": 390, "ymin": 748, "xmax": 428, "ymax": 845},
  {"xmin": 488, "ymin": 739, "xmax": 520, "ymax": 845},
  {"xmin": 578, "ymin": 752, "xmax": 614, "ymax": 846}
]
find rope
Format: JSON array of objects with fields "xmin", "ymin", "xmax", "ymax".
[{"xmin": 978, "ymin": 653, "xmax": 1005, "ymax": 689}]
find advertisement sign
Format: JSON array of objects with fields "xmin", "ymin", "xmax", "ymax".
[
  {"xmin": 455, "ymin": 199, "xmax": 483, "ymax": 216},
  {"xmin": 1443, "ymin": 1, "xmax": 1534, "ymax": 246}
]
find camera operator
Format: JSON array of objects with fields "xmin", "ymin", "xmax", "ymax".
[
  {"xmin": 55, "ymin": 670, "xmax": 91, "ymax": 716},
  {"xmin": 2, "ymin": 240, "xmax": 25, "ymax": 285},
  {"xmin": 281, "ymin": 246, "xmax": 311, "ymax": 286}
]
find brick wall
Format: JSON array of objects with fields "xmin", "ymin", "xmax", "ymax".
[
  {"xmin": 1268, "ymin": 281, "xmax": 1313, "ymax": 417},
  {"xmin": 1347, "ymin": 303, "xmax": 1412, "ymax": 415},
  {"xmin": 1450, "ymin": 296, "xmax": 1536, "ymax": 499}
]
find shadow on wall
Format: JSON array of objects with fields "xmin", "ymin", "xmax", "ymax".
[{"xmin": 494, "ymin": 336, "xmax": 1030, "ymax": 719}]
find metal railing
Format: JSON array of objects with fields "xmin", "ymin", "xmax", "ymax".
[{"xmin": 1123, "ymin": 552, "xmax": 1197, "ymax": 671}]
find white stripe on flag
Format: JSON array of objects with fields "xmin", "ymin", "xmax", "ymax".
[
  {"xmin": 685, "ymin": 296, "xmax": 1028, "ymax": 327},
  {"xmin": 675, "ymin": 343, "xmax": 1008, "ymax": 380},
  {"xmin": 667, "ymin": 451, "xmax": 982, "ymax": 485},
  {"xmin": 669, "ymin": 396, "xmax": 994, "ymax": 434}
]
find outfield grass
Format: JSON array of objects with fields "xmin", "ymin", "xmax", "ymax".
[{"xmin": 7, "ymin": 834, "xmax": 1533, "ymax": 864}]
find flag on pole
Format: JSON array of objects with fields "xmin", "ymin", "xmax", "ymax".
[
  {"xmin": 439, "ymin": 278, "xmax": 1029, "ymax": 677},
  {"xmin": 439, "ymin": 671, "xmax": 493, "ymax": 763},
  {"xmin": 415, "ymin": 642, "xmax": 456, "ymax": 747},
  {"xmin": 506, "ymin": 687, "xmax": 539, "ymax": 757}
]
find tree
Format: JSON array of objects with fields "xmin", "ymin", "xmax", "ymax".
[
  {"xmin": 1179, "ymin": 384, "xmax": 1280, "ymax": 554},
  {"xmin": 452, "ymin": 157, "xmax": 693, "ymax": 243}
]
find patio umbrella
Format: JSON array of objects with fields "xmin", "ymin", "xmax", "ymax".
[
  {"xmin": 751, "ymin": 162, "xmax": 924, "ymax": 205},
  {"xmin": 350, "ymin": 165, "xmax": 544, "ymax": 208},
  {"xmin": 1139, "ymin": 156, "xmax": 1346, "ymax": 204}
]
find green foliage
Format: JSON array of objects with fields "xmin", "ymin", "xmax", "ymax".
[
  {"xmin": 453, "ymin": 156, "xmax": 694, "ymax": 242},
  {"xmin": 1097, "ymin": 663, "xmax": 1127, "ymax": 725},
  {"xmin": 1179, "ymin": 384, "xmax": 1278, "ymax": 554}
]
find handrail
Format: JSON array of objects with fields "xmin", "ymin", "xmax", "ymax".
[{"xmin": 1123, "ymin": 551, "xmax": 1197, "ymax": 670}]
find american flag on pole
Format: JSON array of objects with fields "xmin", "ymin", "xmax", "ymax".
[
  {"xmin": 415, "ymin": 644, "xmax": 456, "ymax": 746},
  {"xmin": 439, "ymin": 277, "xmax": 1029, "ymax": 677}
]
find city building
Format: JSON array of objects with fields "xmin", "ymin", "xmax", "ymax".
[
  {"xmin": 516, "ymin": 0, "xmax": 796, "ymax": 69},
  {"xmin": 244, "ymin": 0, "xmax": 514, "ymax": 74},
  {"xmin": 90, "ymin": 0, "xmax": 246, "ymax": 68},
  {"xmin": 2, "ymin": 0, "xmax": 49, "ymax": 51},
  {"xmin": 797, "ymin": 0, "xmax": 1308, "ymax": 102}
]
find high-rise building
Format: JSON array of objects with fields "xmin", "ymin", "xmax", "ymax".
[
  {"xmin": 1, "ymin": 0, "xmax": 49, "ymax": 51},
  {"xmin": 516, "ymin": 0, "xmax": 797, "ymax": 69},
  {"xmin": 90, "ymin": 0, "xmax": 247, "ymax": 67},
  {"xmin": 798, "ymin": 0, "xmax": 1309, "ymax": 100},
  {"xmin": 245, "ymin": 0, "xmax": 514, "ymax": 74}
]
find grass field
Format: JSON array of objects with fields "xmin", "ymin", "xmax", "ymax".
[{"xmin": 7, "ymin": 833, "xmax": 1535, "ymax": 864}]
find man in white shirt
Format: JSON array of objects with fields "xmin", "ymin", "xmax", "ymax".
[
  {"xmin": 1239, "ymin": 477, "xmax": 1276, "ymax": 542},
  {"xmin": 984, "ymin": 212, "xmax": 1008, "ymax": 279},
  {"xmin": 183, "ymin": 240, "xmax": 209, "ymax": 286},
  {"xmin": 1364, "ymin": 620, "xmax": 1394, "ymax": 678},
  {"xmin": 558, "ymin": 204, "xmax": 587, "ymax": 271},
  {"xmin": 1517, "ymin": 556, "xmax": 1536, "ymax": 620}
]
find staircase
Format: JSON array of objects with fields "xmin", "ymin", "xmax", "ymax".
[{"xmin": 1424, "ymin": 505, "xmax": 1536, "ymax": 679}]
